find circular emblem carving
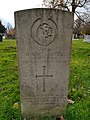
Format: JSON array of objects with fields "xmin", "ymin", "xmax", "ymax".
[{"xmin": 31, "ymin": 18, "xmax": 57, "ymax": 46}]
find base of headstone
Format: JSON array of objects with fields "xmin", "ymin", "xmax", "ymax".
[
  {"xmin": 22, "ymin": 114, "xmax": 64, "ymax": 120},
  {"xmin": 22, "ymin": 115, "xmax": 64, "ymax": 120}
]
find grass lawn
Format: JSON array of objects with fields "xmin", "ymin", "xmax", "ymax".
[{"xmin": 0, "ymin": 39, "xmax": 90, "ymax": 120}]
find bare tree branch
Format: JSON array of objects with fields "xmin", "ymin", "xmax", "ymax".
[
  {"xmin": 43, "ymin": 0, "xmax": 90, "ymax": 35},
  {"xmin": 43, "ymin": 0, "xmax": 88, "ymax": 12},
  {"xmin": 75, "ymin": 11, "xmax": 89, "ymax": 25}
]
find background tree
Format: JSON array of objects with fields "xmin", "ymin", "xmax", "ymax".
[
  {"xmin": 73, "ymin": 18, "xmax": 82, "ymax": 35},
  {"xmin": 0, "ymin": 21, "xmax": 6, "ymax": 42},
  {"xmin": 6, "ymin": 22, "xmax": 16, "ymax": 39},
  {"xmin": 43, "ymin": 0, "xmax": 90, "ymax": 35},
  {"xmin": 43, "ymin": 0, "xmax": 88, "ymax": 12},
  {"xmin": 73, "ymin": 11, "xmax": 90, "ymax": 35},
  {"xmin": 6, "ymin": 22, "xmax": 12, "ymax": 30}
]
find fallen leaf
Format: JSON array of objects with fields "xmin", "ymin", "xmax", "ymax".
[
  {"xmin": 13, "ymin": 102, "xmax": 20, "ymax": 109},
  {"xmin": 67, "ymin": 99, "xmax": 74, "ymax": 104},
  {"xmin": 56, "ymin": 116, "xmax": 64, "ymax": 120},
  {"xmin": 60, "ymin": 116, "xmax": 64, "ymax": 120}
]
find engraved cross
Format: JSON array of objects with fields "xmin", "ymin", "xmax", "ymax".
[{"xmin": 36, "ymin": 66, "xmax": 53, "ymax": 92}]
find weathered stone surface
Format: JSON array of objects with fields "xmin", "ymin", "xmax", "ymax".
[{"xmin": 15, "ymin": 8, "xmax": 73, "ymax": 119}]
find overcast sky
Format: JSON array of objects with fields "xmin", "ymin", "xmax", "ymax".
[
  {"xmin": 0, "ymin": 0, "xmax": 43, "ymax": 27},
  {"xmin": 0, "ymin": 0, "xmax": 85, "ymax": 28}
]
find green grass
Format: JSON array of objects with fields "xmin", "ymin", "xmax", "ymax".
[
  {"xmin": 0, "ymin": 39, "xmax": 90, "ymax": 120},
  {"xmin": 65, "ymin": 39, "xmax": 90, "ymax": 120},
  {"xmin": 0, "ymin": 39, "xmax": 21, "ymax": 120}
]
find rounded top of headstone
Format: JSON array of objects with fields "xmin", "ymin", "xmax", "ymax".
[{"xmin": 14, "ymin": 8, "xmax": 73, "ymax": 15}]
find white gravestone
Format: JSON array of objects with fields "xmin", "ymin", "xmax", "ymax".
[
  {"xmin": 72, "ymin": 34, "xmax": 74, "ymax": 40},
  {"xmin": 15, "ymin": 8, "xmax": 73, "ymax": 119},
  {"xmin": 84, "ymin": 35, "xmax": 90, "ymax": 42}
]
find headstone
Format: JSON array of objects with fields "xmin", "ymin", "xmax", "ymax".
[
  {"xmin": 79, "ymin": 34, "xmax": 84, "ymax": 39},
  {"xmin": 15, "ymin": 8, "xmax": 73, "ymax": 119},
  {"xmin": 72, "ymin": 34, "xmax": 75, "ymax": 40},
  {"xmin": 83, "ymin": 35, "xmax": 90, "ymax": 42},
  {"xmin": 72, "ymin": 34, "xmax": 79, "ymax": 41}
]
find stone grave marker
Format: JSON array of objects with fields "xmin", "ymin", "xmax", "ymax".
[
  {"xmin": 15, "ymin": 8, "xmax": 73, "ymax": 119},
  {"xmin": 83, "ymin": 35, "xmax": 90, "ymax": 42},
  {"xmin": 72, "ymin": 34, "xmax": 75, "ymax": 40}
]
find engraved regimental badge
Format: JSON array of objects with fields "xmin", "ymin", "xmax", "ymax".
[{"xmin": 31, "ymin": 18, "xmax": 58, "ymax": 46}]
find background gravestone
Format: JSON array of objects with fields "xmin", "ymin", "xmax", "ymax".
[
  {"xmin": 83, "ymin": 35, "xmax": 90, "ymax": 42},
  {"xmin": 15, "ymin": 8, "xmax": 73, "ymax": 119}
]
